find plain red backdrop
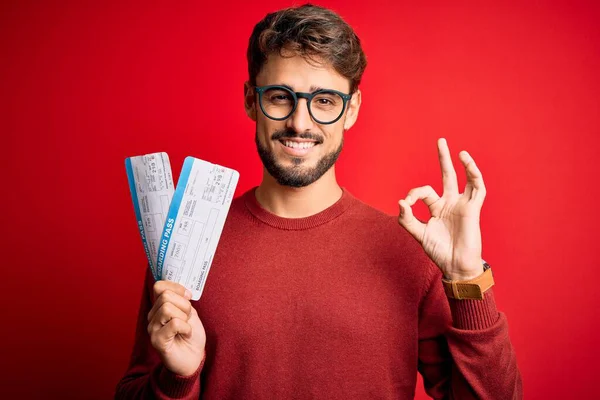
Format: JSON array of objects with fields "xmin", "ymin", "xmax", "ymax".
[{"xmin": 2, "ymin": 0, "xmax": 599, "ymax": 398}]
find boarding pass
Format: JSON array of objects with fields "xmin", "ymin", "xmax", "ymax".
[
  {"xmin": 125, "ymin": 152, "xmax": 175, "ymax": 279},
  {"xmin": 126, "ymin": 153, "xmax": 239, "ymax": 300}
]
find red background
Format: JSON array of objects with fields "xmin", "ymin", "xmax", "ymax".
[{"xmin": 2, "ymin": 1, "xmax": 599, "ymax": 398}]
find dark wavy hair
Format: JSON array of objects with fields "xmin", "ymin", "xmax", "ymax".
[{"xmin": 247, "ymin": 4, "xmax": 367, "ymax": 93}]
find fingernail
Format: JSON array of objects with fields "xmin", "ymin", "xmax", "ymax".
[{"xmin": 184, "ymin": 290, "xmax": 192, "ymax": 300}]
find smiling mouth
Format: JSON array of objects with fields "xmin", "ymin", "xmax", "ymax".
[{"xmin": 279, "ymin": 139, "xmax": 318, "ymax": 149}]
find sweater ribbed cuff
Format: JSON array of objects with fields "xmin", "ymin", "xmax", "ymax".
[
  {"xmin": 448, "ymin": 288, "xmax": 500, "ymax": 330},
  {"xmin": 154, "ymin": 354, "xmax": 205, "ymax": 398}
]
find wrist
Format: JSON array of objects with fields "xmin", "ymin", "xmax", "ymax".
[
  {"xmin": 444, "ymin": 270, "xmax": 484, "ymax": 281},
  {"xmin": 443, "ymin": 259, "xmax": 486, "ymax": 281},
  {"xmin": 442, "ymin": 261, "xmax": 494, "ymax": 300},
  {"xmin": 165, "ymin": 349, "xmax": 206, "ymax": 377}
]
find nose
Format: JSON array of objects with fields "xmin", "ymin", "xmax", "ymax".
[{"xmin": 285, "ymin": 98, "xmax": 315, "ymax": 133}]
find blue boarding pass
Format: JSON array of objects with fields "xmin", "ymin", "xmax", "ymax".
[
  {"xmin": 125, "ymin": 152, "xmax": 175, "ymax": 279},
  {"xmin": 156, "ymin": 157, "xmax": 239, "ymax": 300}
]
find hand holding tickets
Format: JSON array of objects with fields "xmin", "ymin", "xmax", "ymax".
[
  {"xmin": 126, "ymin": 153, "xmax": 237, "ymax": 376},
  {"xmin": 126, "ymin": 153, "xmax": 240, "ymax": 300},
  {"xmin": 147, "ymin": 280, "xmax": 207, "ymax": 376}
]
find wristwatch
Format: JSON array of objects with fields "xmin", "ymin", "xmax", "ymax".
[{"xmin": 442, "ymin": 260, "xmax": 494, "ymax": 300}]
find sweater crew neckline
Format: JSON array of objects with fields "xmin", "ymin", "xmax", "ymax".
[{"xmin": 243, "ymin": 186, "xmax": 355, "ymax": 230}]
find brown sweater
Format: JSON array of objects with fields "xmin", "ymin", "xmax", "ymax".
[{"xmin": 116, "ymin": 187, "xmax": 522, "ymax": 399}]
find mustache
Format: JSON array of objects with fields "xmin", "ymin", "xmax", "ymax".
[{"xmin": 271, "ymin": 129, "xmax": 324, "ymax": 144}]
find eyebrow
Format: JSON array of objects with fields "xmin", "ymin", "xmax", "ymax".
[{"xmin": 275, "ymin": 83, "xmax": 328, "ymax": 93}]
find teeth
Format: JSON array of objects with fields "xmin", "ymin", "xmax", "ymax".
[{"xmin": 284, "ymin": 141, "xmax": 316, "ymax": 149}]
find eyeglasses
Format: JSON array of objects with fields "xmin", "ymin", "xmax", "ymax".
[{"xmin": 254, "ymin": 85, "xmax": 352, "ymax": 125}]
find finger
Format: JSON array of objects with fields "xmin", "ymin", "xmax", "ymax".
[
  {"xmin": 151, "ymin": 318, "xmax": 192, "ymax": 351},
  {"xmin": 459, "ymin": 150, "xmax": 486, "ymax": 203},
  {"xmin": 438, "ymin": 138, "xmax": 459, "ymax": 196},
  {"xmin": 153, "ymin": 280, "xmax": 192, "ymax": 302},
  {"xmin": 148, "ymin": 302, "xmax": 190, "ymax": 335},
  {"xmin": 398, "ymin": 199, "xmax": 426, "ymax": 244},
  {"xmin": 148, "ymin": 289, "xmax": 193, "ymax": 322},
  {"xmin": 161, "ymin": 318, "xmax": 193, "ymax": 341},
  {"xmin": 404, "ymin": 185, "xmax": 441, "ymax": 208}
]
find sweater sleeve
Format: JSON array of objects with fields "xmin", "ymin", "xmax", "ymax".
[
  {"xmin": 417, "ymin": 261, "xmax": 523, "ymax": 399},
  {"xmin": 115, "ymin": 268, "xmax": 203, "ymax": 399}
]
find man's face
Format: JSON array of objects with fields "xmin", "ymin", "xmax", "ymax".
[{"xmin": 245, "ymin": 53, "xmax": 361, "ymax": 188}]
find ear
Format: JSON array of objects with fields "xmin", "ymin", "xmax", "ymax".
[
  {"xmin": 244, "ymin": 81, "xmax": 257, "ymax": 121},
  {"xmin": 343, "ymin": 89, "xmax": 362, "ymax": 131}
]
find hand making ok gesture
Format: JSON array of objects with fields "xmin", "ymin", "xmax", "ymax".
[{"xmin": 398, "ymin": 138, "xmax": 487, "ymax": 281}]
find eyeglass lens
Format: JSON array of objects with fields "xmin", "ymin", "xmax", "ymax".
[{"xmin": 260, "ymin": 87, "xmax": 344, "ymax": 124}]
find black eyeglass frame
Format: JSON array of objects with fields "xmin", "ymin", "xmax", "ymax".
[{"xmin": 254, "ymin": 85, "xmax": 353, "ymax": 125}]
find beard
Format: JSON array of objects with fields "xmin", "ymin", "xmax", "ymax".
[{"xmin": 255, "ymin": 128, "xmax": 344, "ymax": 188}]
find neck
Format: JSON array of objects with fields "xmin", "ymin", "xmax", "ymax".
[{"xmin": 255, "ymin": 167, "xmax": 343, "ymax": 218}]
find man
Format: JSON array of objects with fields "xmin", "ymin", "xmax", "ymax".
[{"xmin": 116, "ymin": 4, "xmax": 522, "ymax": 399}]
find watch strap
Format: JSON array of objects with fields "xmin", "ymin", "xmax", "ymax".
[{"xmin": 442, "ymin": 267, "xmax": 494, "ymax": 300}]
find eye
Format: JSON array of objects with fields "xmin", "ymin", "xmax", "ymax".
[
  {"xmin": 263, "ymin": 88, "xmax": 294, "ymax": 104},
  {"xmin": 312, "ymin": 92, "xmax": 340, "ymax": 108},
  {"xmin": 271, "ymin": 94, "xmax": 292, "ymax": 101}
]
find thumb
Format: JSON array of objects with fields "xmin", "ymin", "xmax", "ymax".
[{"xmin": 398, "ymin": 199, "xmax": 426, "ymax": 244}]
